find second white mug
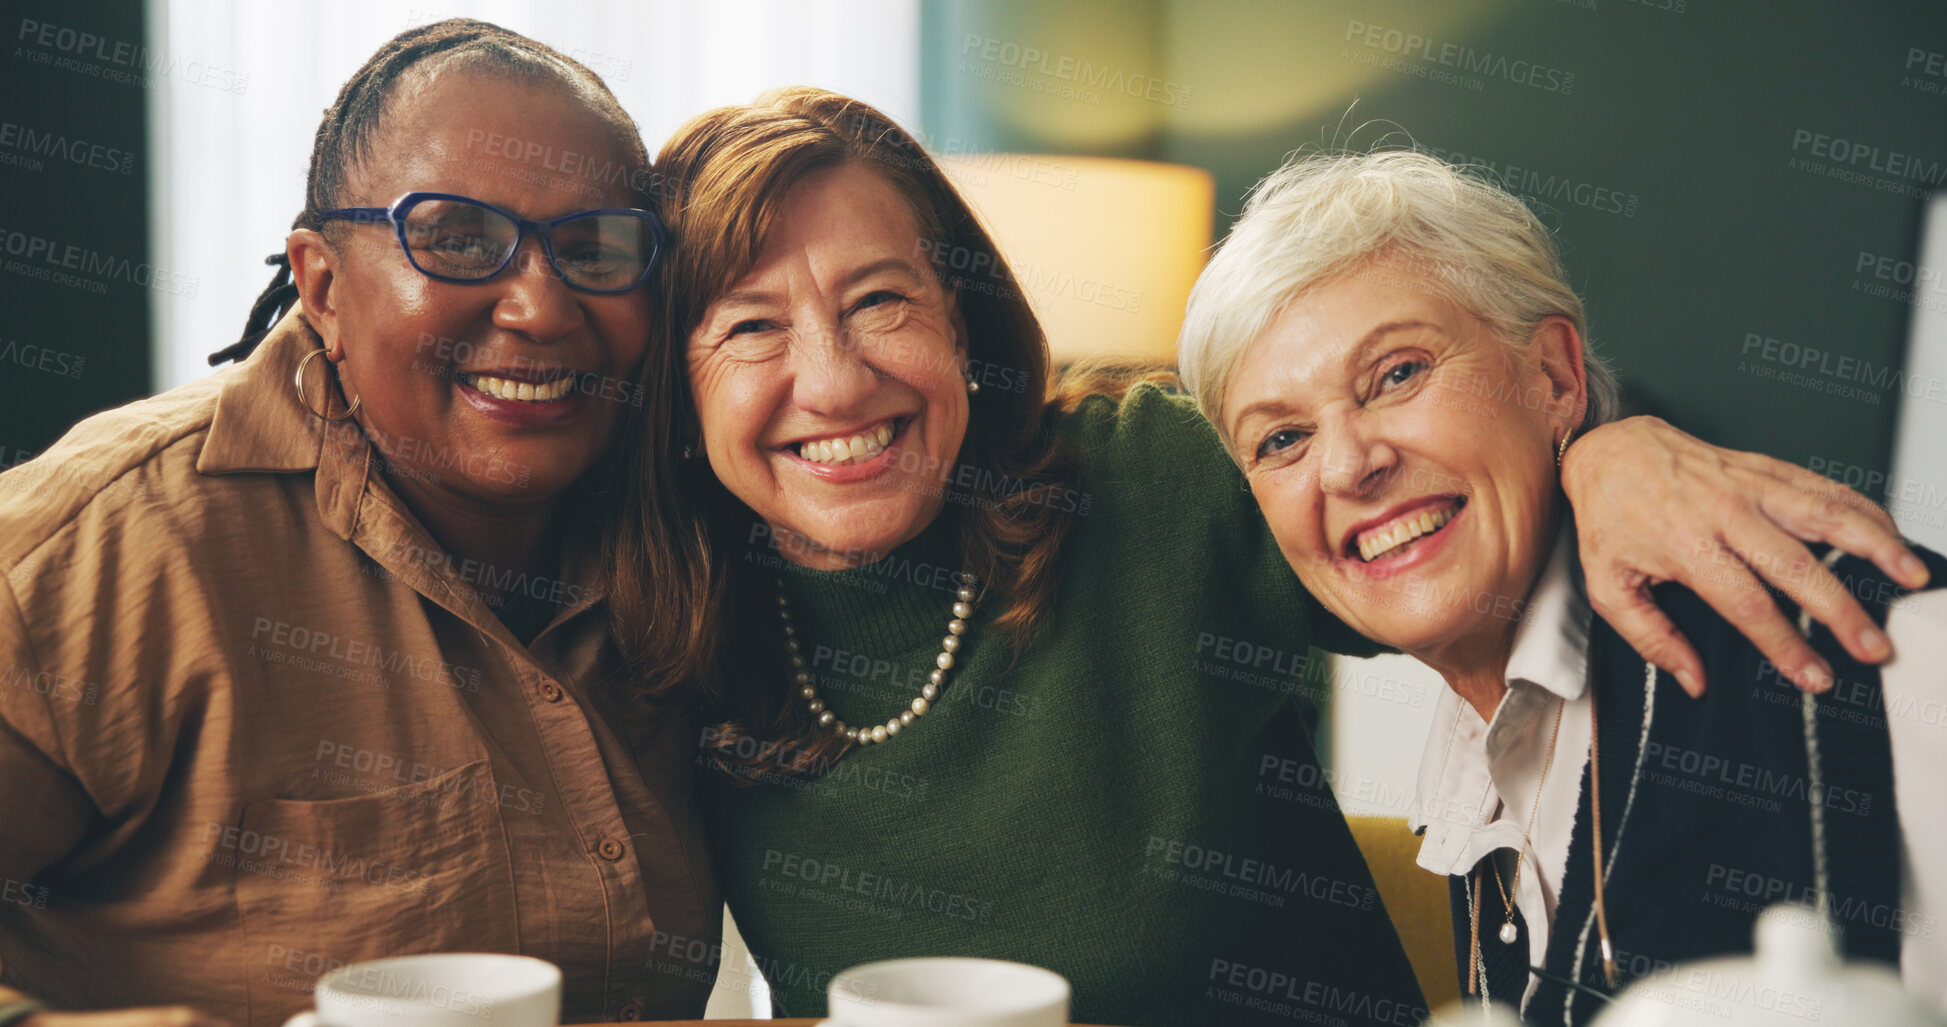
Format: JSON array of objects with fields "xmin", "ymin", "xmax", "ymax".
[{"xmin": 825, "ymin": 956, "xmax": 1070, "ymax": 1027}]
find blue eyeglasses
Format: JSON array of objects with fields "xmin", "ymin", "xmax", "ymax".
[{"xmin": 317, "ymin": 191, "xmax": 667, "ymax": 294}]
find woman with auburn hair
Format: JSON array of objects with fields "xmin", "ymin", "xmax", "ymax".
[{"xmin": 608, "ymin": 89, "xmax": 1923, "ymax": 1025}]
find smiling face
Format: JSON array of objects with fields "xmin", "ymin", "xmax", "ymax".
[
  {"xmin": 687, "ymin": 162, "xmax": 970, "ymax": 570},
  {"xmin": 295, "ymin": 66, "xmax": 652, "ymax": 509},
  {"xmin": 1221, "ymin": 257, "xmax": 1587, "ymax": 669}
]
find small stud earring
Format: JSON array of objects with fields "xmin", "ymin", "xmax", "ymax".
[{"xmin": 965, "ymin": 374, "xmax": 980, "ymax": 395}]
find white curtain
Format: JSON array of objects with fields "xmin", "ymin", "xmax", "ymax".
[{"xmin": 150, "ymin": 0, "xmax": 921, "ymax": 390}]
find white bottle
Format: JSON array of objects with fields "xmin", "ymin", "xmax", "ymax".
[{"xmin": 1592, "ymin": 904, "xmax": 1944, "ymax": 1027}]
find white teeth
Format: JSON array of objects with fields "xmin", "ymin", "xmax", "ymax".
[
  {"xmin": 1356, "ymin": 502, "xmax": 1459, "ymax": 563},
  {"xmin": 465, "ymin": 374, "xmax": 575, "ymax": 402},
  {"xmin": 796, "ymin": 421, "xmax": 896, "ymax": 466}
]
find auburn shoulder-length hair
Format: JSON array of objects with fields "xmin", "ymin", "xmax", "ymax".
[{"xmin": 606, "ymin": 87, "xmax": 1087, "ymax": 780}]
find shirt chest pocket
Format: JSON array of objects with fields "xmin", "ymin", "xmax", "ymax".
[{"xmin": 230, "ymin": 758, "xmax": 520, "ymax": 1022}]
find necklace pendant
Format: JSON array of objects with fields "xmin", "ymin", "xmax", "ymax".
[{"xmin": 1498, "ymin": 921, "xmax": 1519, "ymax": 945}]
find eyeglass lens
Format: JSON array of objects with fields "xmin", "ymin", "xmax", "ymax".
[{"xmin": 400, "ymin": 198, "xmax": 652, "ymax": 290}]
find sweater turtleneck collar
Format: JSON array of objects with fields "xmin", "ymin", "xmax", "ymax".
[{"xmin": 765, "ymin": 511, "xmax": 972, "ymax": 662}]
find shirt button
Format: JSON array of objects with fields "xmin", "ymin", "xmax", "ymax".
[
  {"xmin": 539, "ymin": 681, "xmax": 563, "ymax": 703},
  {"xmin": 598, "ymin": 838, "xmax": 625, "ymax": 861},
  {"xmin": 616, "ymin": 1001, "xmax": 644, "ymax": 1021}
]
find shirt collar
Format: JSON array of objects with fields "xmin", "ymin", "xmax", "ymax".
[{"xmin": 196, "ymin": 308, "xmax": 333, "ymax": 477}]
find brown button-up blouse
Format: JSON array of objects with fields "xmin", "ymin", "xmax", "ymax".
[{"xmin": 0, "ymin": 312, "xmax": 719, "ymax": 1024}]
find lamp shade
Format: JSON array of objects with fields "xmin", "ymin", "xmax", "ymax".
[{"xmin": 940, "ymin": 155, "xmax": 1214, "ymax": 367}]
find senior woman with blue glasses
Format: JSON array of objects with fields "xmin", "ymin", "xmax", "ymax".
[
  {"xmin": 1181, "ymin": 150, "xmax": 1947, "ymax": 1024},
  {"xmin": 0, "ymin": 20, "xmax": 715, "ymax": 1025}
]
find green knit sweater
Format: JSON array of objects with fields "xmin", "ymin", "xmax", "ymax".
[{"xmin": 701, "ymin": 385, "xmax": 1425, "ymax": 1027}]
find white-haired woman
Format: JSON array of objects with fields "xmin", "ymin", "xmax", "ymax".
[{"xmin": 1180, "ymin": 149, "xmax": 1947, "ymax": 1024}]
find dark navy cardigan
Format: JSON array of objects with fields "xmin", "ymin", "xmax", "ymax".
[{"xmin": 1446, "ymin": 543, "xmax": 1947, "ymax": 1025}]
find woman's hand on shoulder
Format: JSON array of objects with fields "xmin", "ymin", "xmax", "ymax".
[{"xmin": 1560, "ymin": 415, "xmax": 1927, "ymax": 697}]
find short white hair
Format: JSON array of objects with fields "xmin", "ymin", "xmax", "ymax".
[{"xmin": 1178, "ymin": 149, "xmax": 1619, "ymax": 454}]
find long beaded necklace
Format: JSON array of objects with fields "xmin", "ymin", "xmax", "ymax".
[
  {"xmin": 1469, "ymin": 692, "xmax": 1566, "ymax": 1003},
  {"xmin": 774, "ymin": 573, "xmax": 980, "ymax": 746}
]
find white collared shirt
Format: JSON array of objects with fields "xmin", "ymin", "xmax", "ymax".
[{"xmin": 1406, "ymin": 528, "xmax": 1947, "ymax": 1013}]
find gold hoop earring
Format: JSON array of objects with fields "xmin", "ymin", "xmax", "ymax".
[
  {"xmin": 1556, "ymin": 428, "xmax": 1575, "ymax": 469},
  {"xmin": 295, "ymin": 347, "xmax": 361, "ymax": 422}
]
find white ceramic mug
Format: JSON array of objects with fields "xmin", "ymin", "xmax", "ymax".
[
  {"xmin": 280, "ymin": 952, "xmax": 561, "ymax": 1027},
  {"xmin": 825, "ymin": 957, "xmax": 1070, "ymax": 1027}
]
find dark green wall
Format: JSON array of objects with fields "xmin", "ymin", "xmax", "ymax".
[
  {"xmin": 0, "ymin": 0, "xmax": 153, "ymax": 461},
  {"xmin": 924, "ymin": 0, "xmax": 1947, "ymax": 482}
]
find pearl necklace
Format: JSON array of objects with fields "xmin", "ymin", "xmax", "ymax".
[{"xmin": 774, "ymin": 573, "xmax": 979, "ymax": 746}]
